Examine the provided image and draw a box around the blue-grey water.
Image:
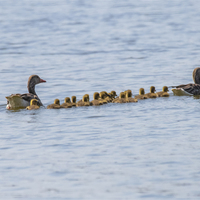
[1,0,200,199]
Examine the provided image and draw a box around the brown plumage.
[91,92,103,106]
[71,96,77,106]
[6,75,46,110]
[47,99,60,109]
[125,90,138,103]
[77,94,91,107]
[61,97,72,108]
[171,67,200,95]
[156,86,169,97]
[113,92,126,103]
[144,86,157,98]
[26,99,40,110]
[135,88,147,99]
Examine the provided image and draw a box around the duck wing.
[171,84,200,95]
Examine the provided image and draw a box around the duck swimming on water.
[156,86,169,97]
[47,99,60,109]
[171,67,200,96]
[6,75,46,110]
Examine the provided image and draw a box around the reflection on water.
[1,0,200,199]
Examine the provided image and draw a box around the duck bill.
[40,78,46,83]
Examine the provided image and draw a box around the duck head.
[28,75,46,95]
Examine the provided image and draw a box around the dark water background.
[1,0,200,199]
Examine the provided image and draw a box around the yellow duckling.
[61,97,72,108]
[26,99,40,110]
[156,86,169,97]
[47,99,60,109]
[109,91,117,100]
[144,86,157,98]
[71,96,77,106]
[113,92,126,103]
[76,94,91,107]
[125,90,138,103]
[99,92,108,104]
[134,88,147,99]
[91,92,103,106]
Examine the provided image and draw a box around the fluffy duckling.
[134,88,147,99]
[76,94,91,107]
[91,92,103,106]
[125,90,138,103]
[61,97,72,108]
[144,86,157,98]
[113,92,126,103]
[99,92,108,104]
[47,99,61,109]
[26,99,40,110]
[71,96,77,106]
[156,86,169,97]
[109,91,117,100]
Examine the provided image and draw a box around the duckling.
[76,94,91,107]
[99,92,108,104]
[26,99,40,110]
[125,90,138,103]
[113,92,126,103]
[91,92,103,106]
[109,90,117,100]
[71,96,77,106]
[60,97,72,108]
[144,86,157,98]
[47,99,60,109]
[156,86,169,97]
[135,88,148,99]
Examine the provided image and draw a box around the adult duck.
[6,75,46,109]
[171,67,200,95]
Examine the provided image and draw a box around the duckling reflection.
[47,99,60,109]
[61,97,72,108]
[26,99,40,110]
[125,90,138,103]
[156,86,169,97]
[91,92,103,106]
[113,92,126,103]
[144,86,157,98]
[135,88,147,99]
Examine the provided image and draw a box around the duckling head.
[54,99,60,105]
[84,94,89,101]
[71,96,76,103]
[64,97,71,103]
[110,91,117,97]
[93,92,100,100]
[99,92,107,99]
[150,86,156,93]
[162,86,169,92]
[119,92,125,99]
[83,95,89,102]
[125,90,132,98]
[139,88,145,95]
[30,99,39,106]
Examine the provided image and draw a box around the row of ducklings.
[26,86,169,110]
